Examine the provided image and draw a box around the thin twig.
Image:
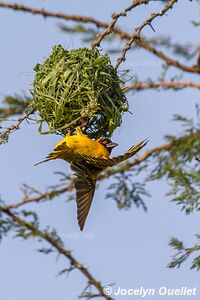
[195,157,200,163]
[123,81,200,92]
[92,0,150,48]
[1,186,73,211]
[0,109,34,141]
[2,208,113,300]
[115,0,178,69]
[0,2,114,28]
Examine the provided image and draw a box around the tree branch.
[0,2,199,73]
[1,208,113,300]
[0,185,73,211]
[123,81,200,92]
[0,2,116,29]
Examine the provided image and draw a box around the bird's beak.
[106,142,118,149]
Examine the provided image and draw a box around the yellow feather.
[54,126,110,161]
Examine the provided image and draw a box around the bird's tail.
[71,163,98,231]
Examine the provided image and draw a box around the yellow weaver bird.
[35,127,148,230]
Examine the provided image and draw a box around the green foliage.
[149,109,200,214]
[38,247,54,254]
[0,95,31,119]
[57,264,76,277]
[59,24,98,43]
[14,210,40,240]
[168,237,200,270]
[146,37,196,60]
[0,211,14,243]
[168,237,192,269]
[168,168,200,214]
[106,173,149,210]
[0,95,32,145]
[0,131,9,145]
[191,21,200,27]
[0,216,14,242]
[30,45,128,138]
[151,110,200,270]
[2,208,64,250]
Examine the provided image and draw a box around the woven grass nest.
[30,45,128,139]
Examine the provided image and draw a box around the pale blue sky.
[1,1,200,299]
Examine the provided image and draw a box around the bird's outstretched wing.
[108,138,148,166]
[71,163,97,230]
[74,139,148,169]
